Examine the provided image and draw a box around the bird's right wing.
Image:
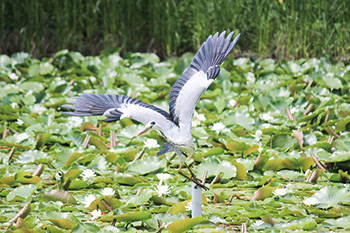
[169,31,240,134]
[62,93,176,133]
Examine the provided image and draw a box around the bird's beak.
[137,121,155,137]
[137,126,151,137]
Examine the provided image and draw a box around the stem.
[191,182,202,218]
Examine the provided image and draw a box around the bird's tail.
[62,93,125,122]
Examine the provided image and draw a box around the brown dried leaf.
[292,130,303,148]
[285,108,296,121]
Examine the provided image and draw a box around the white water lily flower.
[303,197,319,205]
[144,138,159,148]
[91,209,102,220]
[192,114,206,127]
[211,122,229,133]
[192,119,200,127]
[253,130,263,142]
[197,114,206,121]
[260,113,274,121]
[278,88,290,97]
[229,99,237,107]
[156,173,172,184]
[185,201,192,211]
[273,188,290,196]
[246,72,255,83]
[9,72,19,80]
[81,169,96,181]
[101,187,115,196]
[82,194,96,207]
[15,132,30,143]
[155,185,170,196]
[251,220,266,228]
[11,103,18,108]
[28,104,47,114]
[55,172,61,181]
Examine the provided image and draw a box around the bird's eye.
[150,121,156,125]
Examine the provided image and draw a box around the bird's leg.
[178,170,208,190]
[184,162,201,182]
[178,162,208,190]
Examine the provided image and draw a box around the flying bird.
[63,31,240,189]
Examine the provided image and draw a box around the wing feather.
[63,93,176,133]
[169,31,240,132]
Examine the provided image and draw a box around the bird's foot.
[178,170,209,191]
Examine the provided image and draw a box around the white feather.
[118,104,174,133]
[174,71,213,134]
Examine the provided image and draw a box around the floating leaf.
[68,180,89,190]
[303,185,350,208]
[9,202,33,223]
[226,140,259,155]
[7,184,37,201]
[62,152,82,168]
[89,135,108,152]
[280,218,317,230]
[223,112,255,130]
[252,186,275,200]
[126,189,153,206]
[16,150,48,164]
[168,200,191,215]
[115,174,143,186]
[271,134,295,148]
[167,216,202,233]
[315,76,342,89]
[292,130,303,148]
[15,171,42,184]
[260,215,275,226]
[49,218,76,230]
[0,176,16,186]
[89,196,122,212]
[127,156,166,174]
[113,211,152,222]
[196,157,236,179]
[325,216,350,229]
[232,161,247,180]
[41,190,77,204]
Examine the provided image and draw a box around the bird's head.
[137,121,156,137]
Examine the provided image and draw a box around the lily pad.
[128,156,166,174]
[196,157,236,179]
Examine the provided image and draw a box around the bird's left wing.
[63,93,176,133]
[169,31,240,133]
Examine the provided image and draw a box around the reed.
[0,0,349,61]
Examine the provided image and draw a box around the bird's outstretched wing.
[169,31,240,133]
[63,93,176,133]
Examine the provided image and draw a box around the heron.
[63,31,240,190]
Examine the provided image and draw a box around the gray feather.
[63,93,172,122]
[157,142,176,156]
[169,31,240,125]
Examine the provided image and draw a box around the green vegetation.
[1,0,349,61]
[1,49,350,232]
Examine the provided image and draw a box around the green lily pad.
[128,156,166,174]
[167,216,203,233]
[7,184,37,201]
[196,157,236,179]
[112,211,152,222]
[41,190,77,204]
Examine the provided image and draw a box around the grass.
[1,0,350,61]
